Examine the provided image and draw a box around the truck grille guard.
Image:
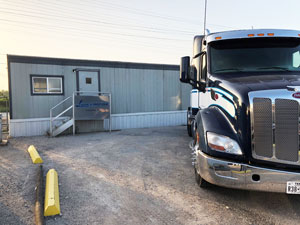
[249,89,300,166]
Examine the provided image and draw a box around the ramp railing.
[50,91,111,137]
[50,96,74,137]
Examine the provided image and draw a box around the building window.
[31,76,63,95]
[86,77,92,84]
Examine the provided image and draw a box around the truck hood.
[213,73,300,92]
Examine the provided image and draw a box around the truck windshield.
[210,38,300,74]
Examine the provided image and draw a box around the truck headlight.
[207,132,242,155]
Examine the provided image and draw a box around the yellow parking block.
[44,169,60,216]
[27,145,43,164]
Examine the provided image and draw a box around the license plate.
[286,181,300,194]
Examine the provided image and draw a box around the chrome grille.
[253,98,273,157]
[274,99,299,161]
[249,89,300,166]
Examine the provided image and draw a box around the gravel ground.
[2,126,300,225]
[0,140,36,225]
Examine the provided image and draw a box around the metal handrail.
[50,96,72,112]
[52,105,73,121]
[50,96,73,136]
[50,91,112,136]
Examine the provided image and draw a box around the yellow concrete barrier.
[44,169,60,216]
[27,145,43,164]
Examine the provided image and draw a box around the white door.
[78,71,100,95]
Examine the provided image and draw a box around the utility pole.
[203,0,207,35]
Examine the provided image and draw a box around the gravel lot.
[0,140,36,225]
[2,126,300,225]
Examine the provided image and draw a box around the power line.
[0,0,239,30]
[54,0,240,29]
[0,26,189,56]
[0,0,196,29]
[0,6,196,35]
[57,0,200,25]
[0,17,191,42]
[0,20,190,51]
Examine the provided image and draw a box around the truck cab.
[180,29,300,193]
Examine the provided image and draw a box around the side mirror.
[180,56,190,83]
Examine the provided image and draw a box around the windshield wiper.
[257,66,293,71]
[214,68,244,73]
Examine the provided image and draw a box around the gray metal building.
[7,55,191,137]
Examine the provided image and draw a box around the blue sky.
[0,0,299,90]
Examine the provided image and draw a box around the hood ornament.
[286,86,300,92]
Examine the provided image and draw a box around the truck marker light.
[215,94,219,100]
[298,34,300,37]
[248,34,255,37]
[207,132,242,155]
[257,33,264,36]
[215,36,222,40]
[267,33,274,36]
[208,143,226,151]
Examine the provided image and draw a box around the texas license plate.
[286,181,300,194]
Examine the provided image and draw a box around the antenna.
[203,0,207,35]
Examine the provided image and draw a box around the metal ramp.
[49,92,111,137]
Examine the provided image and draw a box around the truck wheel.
[187,124,192,137]
[187,111,192,137]
[194,166,209,188]
[191,120,197,139]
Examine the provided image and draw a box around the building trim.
[29,74,65,96]
[7,55,179,71]
[9,111,187,137]
[7,55,13,119]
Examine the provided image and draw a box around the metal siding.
[113,68,127,113]
[130,69,143,113]
[100,67,113,93]
[11,63,66,119]
[11,63,31,119]
[163,70,181,111]
[180,83,192,110]
[10,61,190,120]
[144,69,164,112]
[103,111,187,130]
[10,117,67,137]
[10,110,187,137]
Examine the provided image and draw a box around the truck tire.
[187,125,193,137]
[194,166,209,188]
[187,124,192,137]
[191,120,197,139]
[187,110,192,137]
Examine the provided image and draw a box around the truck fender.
[195,106,243,159]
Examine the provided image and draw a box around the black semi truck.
[180,29,300,193]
